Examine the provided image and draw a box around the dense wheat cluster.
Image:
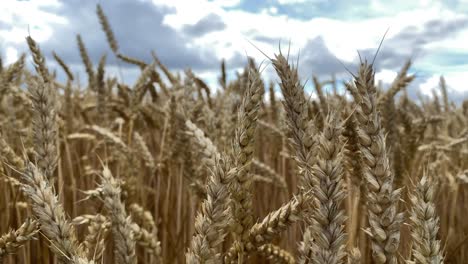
[0,4,467,264]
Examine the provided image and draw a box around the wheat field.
[0,4,467,264]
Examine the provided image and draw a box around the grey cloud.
[292,17,468,102]
[37,0,219,71]
[291,17,468,80]
[244,33,352,77]
[183,13,226,37]
[252,35,281,44]
[358,17,468,70]
[298,36,349,77]
[225,51,253,69]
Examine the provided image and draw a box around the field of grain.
[0,4,467,264]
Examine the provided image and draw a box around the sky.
[0,0,467,102]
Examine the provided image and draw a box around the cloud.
[4,46,18,65]
[28,0,219,72]
[0,21,12,31]
[419,73,468,99]
[182,13,226,37]
[375,69,398,84]
[211,0,242,8]
[408,73,468,104]
[358,16,468,69]
[252,34,281,44]
[0,0,466,103]
[277,0,320,4]
[298,36,348,77]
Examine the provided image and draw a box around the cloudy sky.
[1,0,468,101]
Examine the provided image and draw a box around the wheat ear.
[304,113,347,264]
[26,36,49,82]
[226,67,263,262]
[271,52,316,189]
[20,162,87,263]
[0,219,39,260]
[349,61,403,264]
[187,155,234,264]
[76,35,95,90]
[224,193,311,262]
[258,244,296,264]
[96,4,119,54]
[407,173,444,264]
[347,248,361,264]
[100,166,137,264]
[53,52,74,81]
[73,214,110,261]
[27,75,58,181]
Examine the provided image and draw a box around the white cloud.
[0,0,67,44]
[149,0,468,97]
[196,70,222,90]
[419,71,467,98]
[440,72,468,93]
[1,0,467,100]
[261,6,279,15]
[269,7,279,15]
[375,69,397,84]
[419,75,440,96]
[424,26,468,54]
[215,0,242,7]
[4,46,18,64]
[156,0,466,66]
[277,0,322,4]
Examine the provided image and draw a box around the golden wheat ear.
[186,154,234,264]
[350,61,404,264]
[225,66,264,263]
[303,112,347,264]
[408,172,444,264]
[20,162,88,263]
[99,166,137,264]
[0,219,39,260]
